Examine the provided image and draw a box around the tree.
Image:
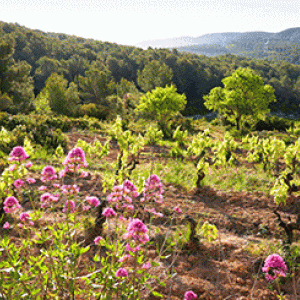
[137,60,173,92]
[136,85,186,136]
[78,66,116,105]
[39,73,80,115]
[203,67,276,130]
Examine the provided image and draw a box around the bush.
[75,103,111,120]
[254,114,294,132]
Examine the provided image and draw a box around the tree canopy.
[204,67,276,129]
[136,85,186,135]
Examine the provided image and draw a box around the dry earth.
[3,130,300,300]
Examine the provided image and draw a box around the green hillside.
[0,21,300,117]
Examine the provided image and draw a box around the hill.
[0,21,300,117]
[138,28,300,65]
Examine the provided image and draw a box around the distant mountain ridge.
[136,28,300,48]
[136,28,300,64]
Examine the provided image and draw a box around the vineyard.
[1,114,300,299]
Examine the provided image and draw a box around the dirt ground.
[3,131,300,300]
[66,131,300,299]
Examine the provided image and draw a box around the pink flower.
[80,171,89,178]
[141,174,164,203]
[184,291,197,300]
[174,206,182,214]
[115,268,128,278]
[262,254,288,281]
[142,262,151,269]
[3,196,21,213]
[14,179,24,188]
[53,183,61,189]
[25,161,33,169]
[59,169,66,178]
[38,186,47,191]
[26,177,36,184]
[18,212,34,227]
[40,192,59,208]
[19,212,30,222]
[86,196,100,207]
[63,200,76,213]
[61,185,80,195]
[94,236,103,245]
[3,222,10,229]
[9,146,29,161]
[145,208,164,217]
[8,164,17,172]
[102,207,117,218]
[41,166,57,182]
[83,205,91,211]
[124,218,149,244]
[63,147,88,172]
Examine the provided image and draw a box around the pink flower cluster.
[9,146,29,162]
[18,212,34,228]
[63,200,76,213]
[262,254,288,281]
[102,207,117,218]
[63,147,88,173]
[124,218,149,244]
[83,196,100,211]
[107,180,139,208]
[40,192,59,208]
[14,179,24,188]
[61,185,80,195]
[3,196,21,214]
[115,267,128,278]
[41,166,57,182]
[184,291,197,300]
[141,174,164,204]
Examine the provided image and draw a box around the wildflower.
[14,179,24,188]
[115,268,128,278]
[94,236,103,245]
[26,177,36,184]
[107,181,139,206]
[145,207,164,217]
[19,212,34,226]
[61,185,80,195]
[3,196,21,213]
[141,174,164,203]
[41,166,57,182]
[25,161,33,169]
[59,169,66,178]
[40,192,59,208]
[184,291,197,300]
[102,207,117,218]
[38,186,47,191]
[8,164,17,172]
[83,205,91,211]
[142,262,151,269]
[9,146,29,161]
[124,218,149,244]
[3,222,10,229]
[262,254,288,281]
[63,147,88,172]
[86,196,100,207]
[63,200,76,213]
[123,180,139,197]
[174,206,182,214]
[80,171,89,178]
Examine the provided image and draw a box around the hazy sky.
[0,0,299,46]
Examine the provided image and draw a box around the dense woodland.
[1,21,300,118]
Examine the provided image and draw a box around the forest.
[0,21,300,119]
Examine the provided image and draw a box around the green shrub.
[254,114,294,132]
